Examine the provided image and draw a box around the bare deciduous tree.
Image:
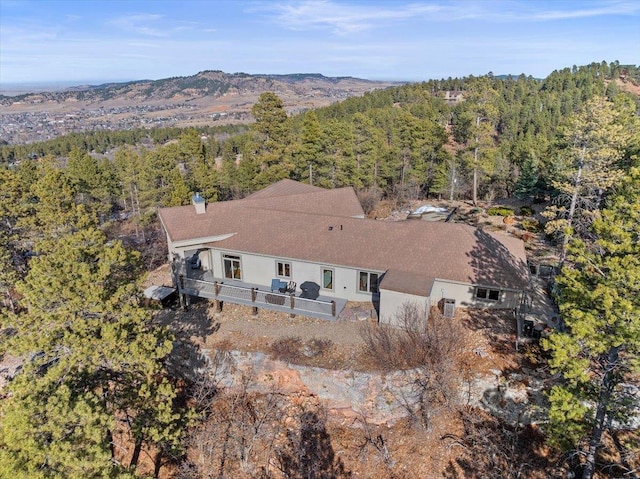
[180,368,284,479]
[356,186,382,216]
[361,303,465,430]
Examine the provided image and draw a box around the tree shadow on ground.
[277,410,352,478]
[153,297,218,382]
[441,407,559,479]
[464,309,517,356]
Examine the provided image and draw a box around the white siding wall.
[379,289,430,327]
[202,248,381,301]
[168,243,522,310]
[430,279,521,309]
[166,237,180,259]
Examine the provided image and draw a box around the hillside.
[0,71,400,144]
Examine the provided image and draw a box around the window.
[358,271,379,293]
[276,261,292,278]
[475,288,500,301]
[321,268,334,290]
[223,254,242,280]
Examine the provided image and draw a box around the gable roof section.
[160,186,364,244]
[244,178,324,199]
[158,181,529,296]
[240,186,364,217]
[381,269,435,297]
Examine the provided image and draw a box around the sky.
[1,0,638,86]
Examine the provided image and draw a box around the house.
[157,179,529,325]
[443,90,465,103]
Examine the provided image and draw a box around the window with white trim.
[358,271,379,293]
[475,288,500,301]
[276,261,292,279]
[223,254,242,280]
[321,268,334,290]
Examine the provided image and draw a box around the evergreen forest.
[0,60,639,478]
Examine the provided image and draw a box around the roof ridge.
[244,204,364,218]
[241,185,355,201]
[243,178,323,199]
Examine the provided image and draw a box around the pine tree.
[297,111,324,185]
[22,156,97,239]
[179,129,219,202]
[543,167,640,479]
[139,144,186,208]
[514,155,540,202]
[351,113,384,189]
[432,153,463,201]
[463,78,500,205]
[543,96,635,260]
[0,226,188,477]
[249,92,294,188]
[0,231,18,312]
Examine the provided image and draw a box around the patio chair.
[271,278,287,292]
[278,281,296,294]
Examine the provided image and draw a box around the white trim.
[276,260,292,279]
[321,267,335,291]
[172,233,236,249]
[357,270,379,294]
[223,253,243,281]
[430,278,525,294]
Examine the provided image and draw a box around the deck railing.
[180,277,337,317]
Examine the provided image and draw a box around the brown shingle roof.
[160,186,364,243]
[158,182,529,296]
[244,178,324,199]
[240,186,364,217]
[382,269,435,297]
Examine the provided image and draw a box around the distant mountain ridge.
[1,70,391,104]
[0,70,400,144]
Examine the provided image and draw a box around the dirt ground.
[149,276,545,478]
[147,262,518,375]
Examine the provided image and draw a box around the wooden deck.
[176,271,346,321]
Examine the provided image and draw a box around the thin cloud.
[0,25,60,46]
[109,14,167,37]
[259,1,448,35]
[260,0,640,34]
[529,1,640,21]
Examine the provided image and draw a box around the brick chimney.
[192,192,206,214]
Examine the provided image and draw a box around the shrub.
[357,187,382,216]
[521,232,535,243]
[360,303,464,371]
[269,336,303,362]
[304,337,333,357]
[521,341,549,368]
[487,207,515,217]
[360,303,466,430]
[521,218,541,232]
[519,205,534,216]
